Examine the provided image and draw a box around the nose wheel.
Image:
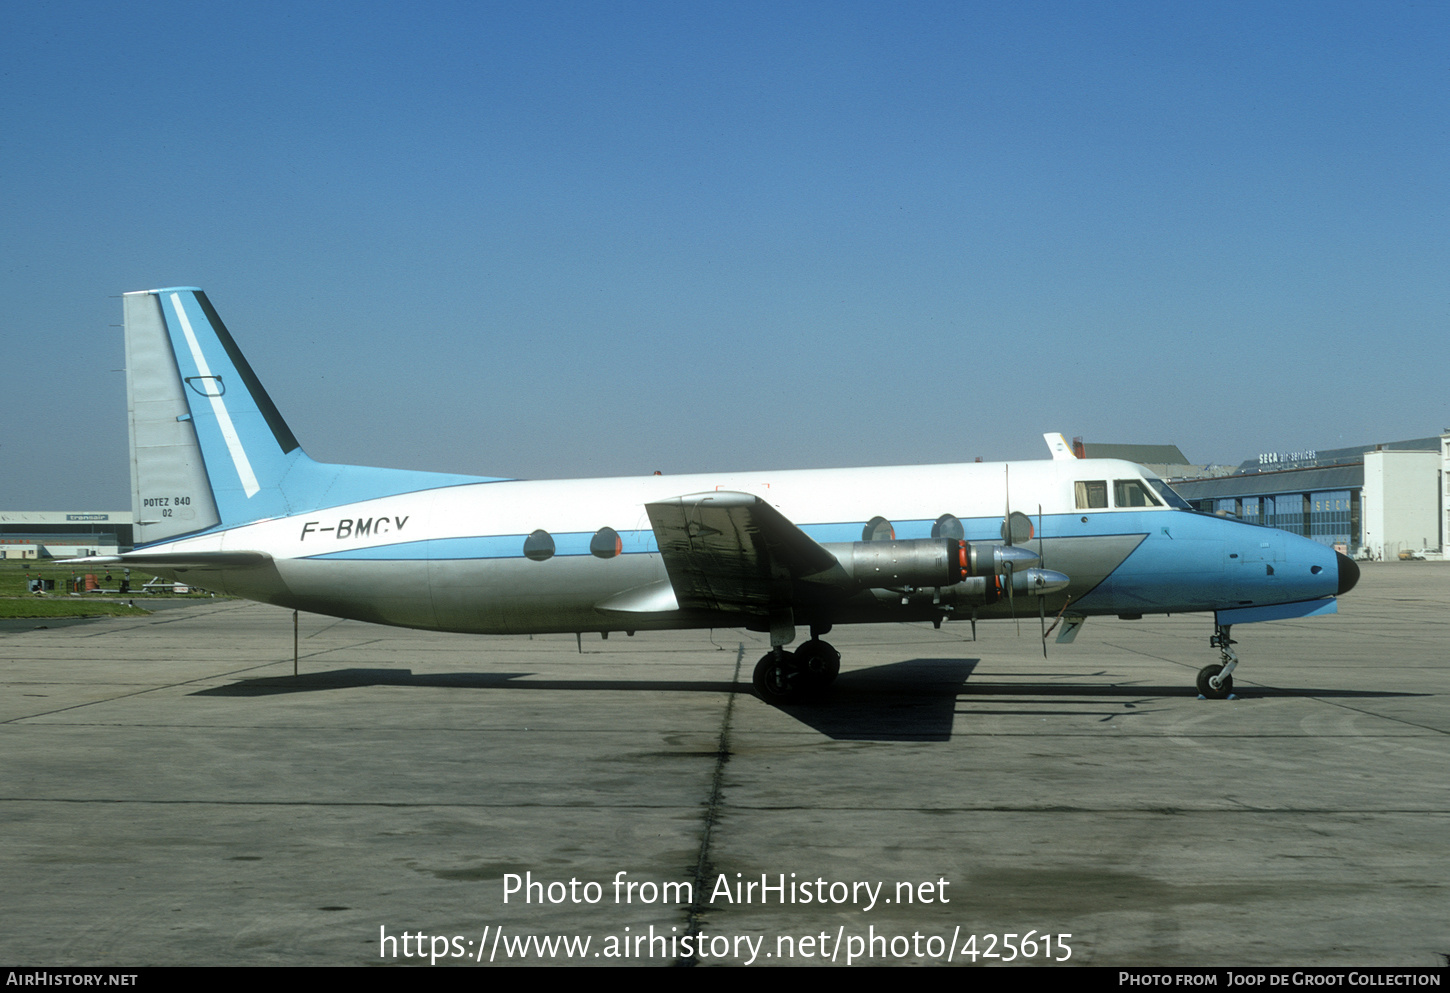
[1196,663,1233,699]
[1199,623,1239,699]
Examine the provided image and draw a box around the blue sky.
[3,1,1446,508]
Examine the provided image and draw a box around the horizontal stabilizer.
[60,551,273,570]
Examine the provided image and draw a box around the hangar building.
[1170,435,1448,560]
[0,511,132,559]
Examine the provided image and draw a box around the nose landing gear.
[1198,623,1239,699]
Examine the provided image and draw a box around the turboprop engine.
[832,539,1069,602]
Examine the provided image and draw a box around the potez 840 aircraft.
[80,288,1359,704]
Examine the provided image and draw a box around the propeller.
[1038,503,1047,657]
[1004,466,1018,634]
[1031,503,1078,656]
[1001,466,1036,634]
[997,466,1067,643]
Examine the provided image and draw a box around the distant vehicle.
[72,288,1357,702]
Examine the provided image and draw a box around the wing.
[643,491,841,615]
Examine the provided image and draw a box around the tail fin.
[124,287,496,546]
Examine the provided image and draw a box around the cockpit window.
[1146,477,1193,510]
[1114,479,1163,508]
[1075,480,1108,509]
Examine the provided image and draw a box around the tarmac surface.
[1,563,1446,967]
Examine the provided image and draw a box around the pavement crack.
[677,641,743,965]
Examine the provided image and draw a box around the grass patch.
[0,560,219,605]
[0,560,133,596]
[0,597,153,619]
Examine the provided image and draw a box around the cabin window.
[1075,480,1108,509]
[863,516,895,542]
[522,529,555,561]
[1001,511,1034,543]
[931,513,964,540]
[1113,479,1163,508]
[590,526,622,559]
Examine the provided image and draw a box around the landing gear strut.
[752,617,840,705]
[752,638,842,705]
[1198,623,1238,699]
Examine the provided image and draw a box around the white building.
[1361,449,1442,561]
[0,511,132,559]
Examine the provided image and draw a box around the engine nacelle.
[837,539,1043,589]
[931,567,1071,607]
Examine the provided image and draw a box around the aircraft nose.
[1336,552,1360,595]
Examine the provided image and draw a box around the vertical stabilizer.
[124,287,498,547]
[125,290,223,544]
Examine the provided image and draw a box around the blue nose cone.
[1336,553,1360,595]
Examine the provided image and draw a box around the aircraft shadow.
[190,669,744,696]
[777,660,1426,740]
[191,662,1423,744]
[772,658,979,741]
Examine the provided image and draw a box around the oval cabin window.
[522,530,556,561]
[863,516,895,542]
[590,526,622,559]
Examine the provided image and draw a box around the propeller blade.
[1038,502,1046,655]
[1005,465,1017,633]
[1003,465,1011,544]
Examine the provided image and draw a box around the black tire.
[796,639,841,686]
[1196,663,1233,699]
[753,651,804,704]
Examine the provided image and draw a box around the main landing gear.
[752,638,841,705]
[1197,623,1239,699]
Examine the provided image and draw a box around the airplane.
[73,287,1359,704]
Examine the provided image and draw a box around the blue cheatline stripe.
[297,511,1177,562]
[304,531,658,561]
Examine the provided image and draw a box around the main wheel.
[1196,663,1233,699]
[796,639,841,687]
[753,651,804,705]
